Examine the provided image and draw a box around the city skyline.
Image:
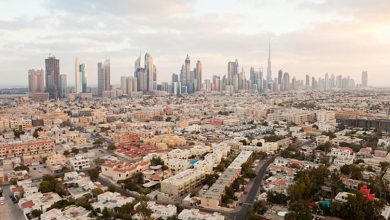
[1,0,390,87]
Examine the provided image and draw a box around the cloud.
[44,0,195,16]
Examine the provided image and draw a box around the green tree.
[33,127,43,138]
[71,147,79,155]
[285,201,312,220]
[91,188,104,196]
[330,192,385,220]
[88,168,100,181]
[108,184,116,192]
[107,144,116,151]
[136,201,153,220]
[266,191,288,205]
[253,200,268,215]
[14,165,29,172]
[30,209,42,218]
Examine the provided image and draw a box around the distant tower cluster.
[178,54,202,94]
[27,42,368,100]
[134,53,157,94]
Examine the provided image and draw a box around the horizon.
[1,0,389,87]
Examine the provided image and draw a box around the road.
[0,185,25,220]
[234,155,276,220]
[234,139,314,220]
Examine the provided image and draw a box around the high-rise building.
[97,62,104,96]
[227,59,239,85]
[59,74,67,98]
[104,59,111,91]
[134,53,156,93]
[361,71,368,88]
[305,75,310,87]
[266,40,272,86]
[45,55,60,99]
[278,70,283,85]
[80,63,87,93]
[212,75,221,91]
[283,72,290,91]
[28,69,45,94]
[172,73,179,84]
[75,57,82,95]
[196,60,202,91]
[97,59,111,96]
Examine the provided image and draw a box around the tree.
[71,147,79,155]
[150,157,165,166]
[88,168,100,181]
[136,201,153,220]
[203,173,218,186]
[108,184,116,192]
[380,162,389,173]
[49,200,75,210]
[239,139,248,145]
[266,191,287,205]
[13,129,25,138]
[285,201,312,220]
[253,200,268,215]
[330,192,385,220]
[75,196,92,210]
[107,144,116,151]
[33,127,43,138]
[133,172,144,184]
[14,165,29,172]
[30,209,42,218]
[93,139,103,146]
[39,180,56,193]
[91,188,104,196]
[102,207,112,219]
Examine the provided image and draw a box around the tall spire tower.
[266,39,272,85]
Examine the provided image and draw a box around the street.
[0,185,25,220]
[234,155,276,220]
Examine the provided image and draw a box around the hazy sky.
[1,0,389,87]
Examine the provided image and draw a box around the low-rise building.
[178,209,224,220]
[160,169,205,198]
[69,155,91,171]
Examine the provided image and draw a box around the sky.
[0,0,389,87]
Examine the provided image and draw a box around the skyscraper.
[283,72,290,91]
[266,40,272,86]
[79,63,87,93]
[134,53,156,93]
[98,59,111,96]
[45,55,60,99]
[104,59,111,91]
[59,74,67,98]
[196,60,202,91]
[227,59,239,85]
[145,53,156,92]
[305,75,310,87]
[172,73,179,84]
[361,71,368,87]
[97,62,104,96]
[75,57,82,95]
[278,70,283,85]
[28,69,45,94]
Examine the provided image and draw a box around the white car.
[0,197,5,205]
